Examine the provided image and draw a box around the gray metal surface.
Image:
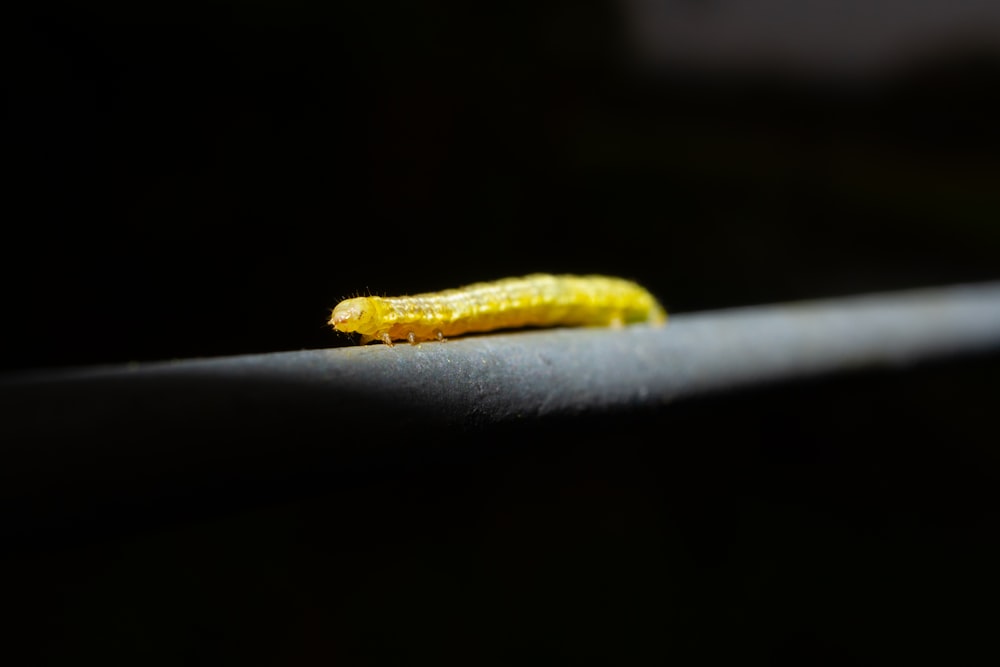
[6,280,1000,427]
[2,281,1000,526]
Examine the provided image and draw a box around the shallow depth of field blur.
[6,1,1000,370]
[6,5,1000,665]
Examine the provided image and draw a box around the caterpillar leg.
[407,331,418,345]
[434,329,446,342]
[381,332,394,347]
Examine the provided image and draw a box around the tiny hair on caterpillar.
[329,273,666,346]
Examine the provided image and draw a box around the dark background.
[4,2,1000,664]
[5,1,999,371]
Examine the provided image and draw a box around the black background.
[5,2,999,371]
[4,2,1000,664]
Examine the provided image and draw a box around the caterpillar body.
[329,273,666,346]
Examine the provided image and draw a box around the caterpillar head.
[329,297,380,335]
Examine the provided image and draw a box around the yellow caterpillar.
[329,273,666,346]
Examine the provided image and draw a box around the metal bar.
[2,282,1000,531]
